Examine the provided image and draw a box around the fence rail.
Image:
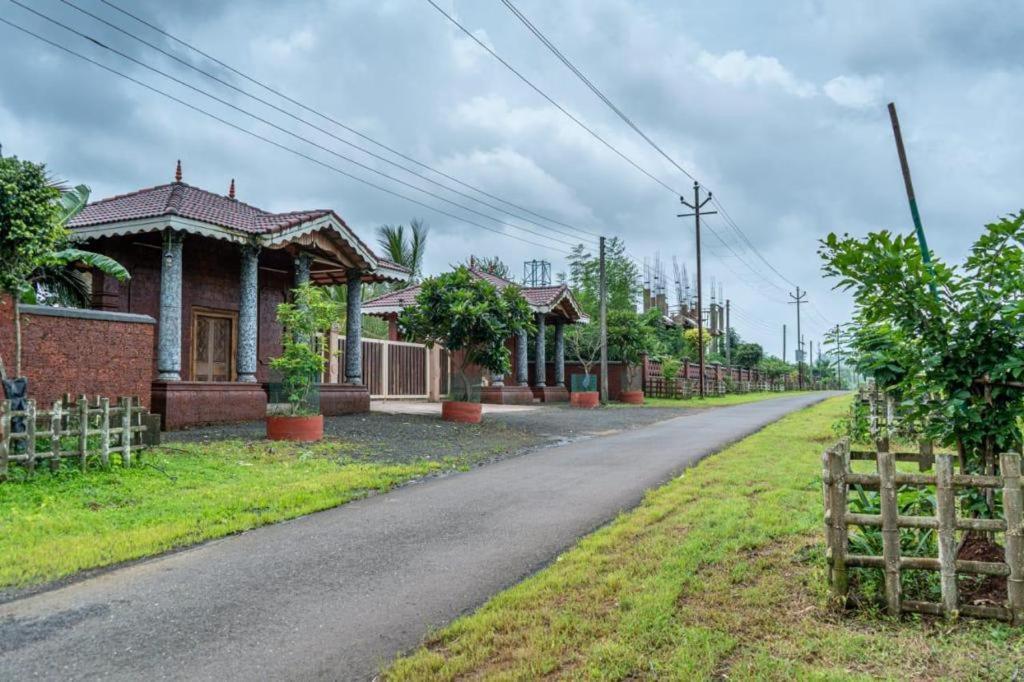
[823,438,1024,623]
[328,336,444,400]
[0,394,157,481]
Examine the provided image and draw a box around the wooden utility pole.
[782,323,786,363]
[887,102,937,295]
[678,182,716,399]
[598,236,608,404]
[789,287,807,389]
[725,299,731,366]
[832,324,843,389]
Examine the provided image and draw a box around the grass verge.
[616,390,814,409]
[384,396,1024,680]
[0,439,456,590]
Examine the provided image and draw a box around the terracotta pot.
[442,400,482,424]
[619,390,645,405]
[570,391,600,409]
[266,414,324,441]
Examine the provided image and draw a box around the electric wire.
[92,0,604,243]
[0,15,570,255]
[8,0,580,251]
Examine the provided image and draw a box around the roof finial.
[228,178,236,199]
[174,159,182,183]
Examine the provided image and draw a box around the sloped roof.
[66,178,410,283]
[363,268,588,322]
[68,182,333,234]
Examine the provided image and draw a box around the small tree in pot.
[566,322,601,408]
[267,283,342,441]
[400,267,533,423]
[607,309,658,403]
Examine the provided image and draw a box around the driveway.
[0,392,841,681]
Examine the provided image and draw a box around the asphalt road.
[0,392,839,681]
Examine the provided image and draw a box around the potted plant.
[608,309,657,404]
[266,283,341,441]
[566,322,601,408]
[400,267,533,423]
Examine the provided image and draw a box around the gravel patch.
[164,405,691,467]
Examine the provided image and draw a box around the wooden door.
[192,310,236,382]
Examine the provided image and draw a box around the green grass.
[616,390,816,408]
[0,439,450,589]
[384,396,1024,681]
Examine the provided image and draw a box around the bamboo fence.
[0,394,158,480]
[823,438,1024,623]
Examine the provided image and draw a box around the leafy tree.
[820,213,1024,482]
[270,283,342,415]
[732,342,764,369]
[400,267,534,401]
[660,356,682,398]
[465,255,511,280]
[565,322,602,390]
[565,238,639,315]
[757,356,792,382]
[376,218,428,281]
[682,327,711,359]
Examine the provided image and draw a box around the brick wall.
[0,294,155,407]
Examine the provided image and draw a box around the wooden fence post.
[25,399,36,474]
[918,440,934,472]
[825,440,849,603]
[99,397,111,469]
[77,394,88,472]
[0,401,9,481]
[1001,452,1024,625]
[50,399,62,472]
[119,396,132,467]
[877,445,902,616]
[935,453,959,618]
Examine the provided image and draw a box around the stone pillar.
[534,313,546,387]
[157,230,184,381]
[237,244,260,382]
[554,321,565,387]
[515,329,529,386]
[294,252,312,287]
[345,269,363,385]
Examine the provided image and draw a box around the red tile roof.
[364,268,584,320]
[67,182,332,234]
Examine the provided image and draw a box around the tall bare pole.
[679,182,716,398]
[599,236,608,404]
[725,298,731,367]
[789,287,807,389]
[783,324,786,363]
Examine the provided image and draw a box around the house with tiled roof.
[66,162,409,428]
[363,266,587,404]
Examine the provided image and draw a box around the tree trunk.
[13,300,21,378]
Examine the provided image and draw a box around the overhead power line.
[8,1,580,252]
[494,0,811,301]
[89,0,603,243]
[0,15,569,255]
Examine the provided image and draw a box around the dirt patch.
[958,533,1008,606]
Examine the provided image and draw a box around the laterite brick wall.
[0,295,155,407]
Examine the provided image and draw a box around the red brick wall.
[87,234,293,382]
[0,294,155,407]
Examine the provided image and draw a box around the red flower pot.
[570,391,600,408]
[442,400,482,423]
[266,414,324,441]
[619,390,645,405]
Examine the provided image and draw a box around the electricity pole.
[789,287,807,389]
[782,324,787,363]
[725,299,731,366]
[888,102,937,297]
[678,181,716,399]
[599,236,608,404]
[832,324,843,389]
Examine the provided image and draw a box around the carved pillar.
[294,252,312,287]
[345,269,363,385]
[156,230,184,381]
[534,313,546,387]
[237,244,260,382]
[554,321,565,387]
[515,329,529,386]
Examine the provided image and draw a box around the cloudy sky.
[2,0,1021,357]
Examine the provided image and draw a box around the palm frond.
[27,265,91,307]
[58,184,90,224]
[49,248,130,281]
